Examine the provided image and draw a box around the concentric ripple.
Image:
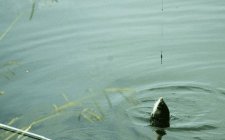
[127,82,225,139]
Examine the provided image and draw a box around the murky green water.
[1,0,225,139]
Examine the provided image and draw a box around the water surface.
[1,0,225,139]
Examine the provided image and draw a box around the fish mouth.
[159,97,164,102]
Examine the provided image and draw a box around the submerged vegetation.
[29,0,36,20]
[0,91,4,96]
[79,108,104,123]
[29,0,59,20]
[0,60,20,80]
[0,1,140,139]
[0,14,22,41]
[0,0,59,41]
[0,87,136,139]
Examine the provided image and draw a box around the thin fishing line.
[160,0,164,64]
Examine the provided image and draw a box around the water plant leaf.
[53,101,79,112]
[93,101,104,117]
[0,91,4,96]
[104,87,135,94]
[0,60,19,69]
[0,117,20,138]
[29,0,36,20]
[62,93,69,102]
[0,69,16,80]
[7,118,20,126]
[1,90,106,139]
[79,108,103,122]
[0,14,22,41]
[119,92,139,105]
[104,92,112,108]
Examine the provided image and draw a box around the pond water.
[1,0,225,140]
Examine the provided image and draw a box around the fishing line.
[160,0,164,64]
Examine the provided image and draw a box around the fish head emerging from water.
[150,97,170,128]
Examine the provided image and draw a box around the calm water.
[1,0,225,139]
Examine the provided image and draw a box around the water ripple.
[126,81,225,138]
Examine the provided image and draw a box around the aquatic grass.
[58,93,104,123]
[0,87,130,139]
[93,101,105,117]
[0,86,136,139]
[0,60,20,80]
[1,99,74,140]
[62,93,69,102]
[0,0,58,39]
[4,118,20,136]
[104,87,138,105]
[79,108,103,123]
[20,136,28,140]
[1,112,59,140]
[0,91,4,96]
[104,87,135,94]
[0,14,22,41]
[0,117,20,138]
[7,118,20,126]
[16,125,33,139]
[1,123,52,140]
[118,92,139,105]
[0,69,16,80]
[28,0,59,21]
[1,60,20,67]
[3,131,17,140]
[53,101,79,112]
[0,69,15,80]
[104,92,113,108]
[29,0,36,20]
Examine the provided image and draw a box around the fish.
[150,97,170,128]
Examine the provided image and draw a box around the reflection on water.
[1,0,225,139]
[155,129,166,140]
